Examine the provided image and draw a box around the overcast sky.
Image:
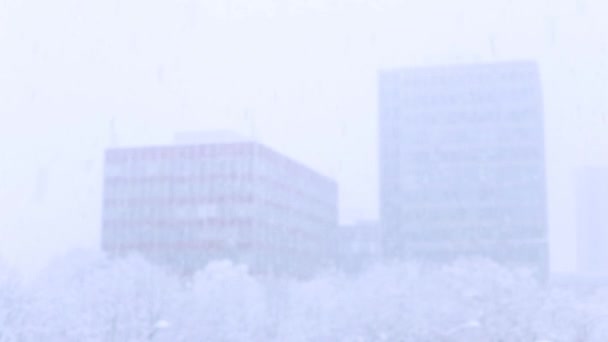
[1,0,607,275]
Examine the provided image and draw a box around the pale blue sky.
[1,0,607,274]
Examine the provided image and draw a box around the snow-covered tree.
[27,251,178,341]
[5,250,608,341]
[0,262,27,342]
[167,260,269,341]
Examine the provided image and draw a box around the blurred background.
[1,0,607,276]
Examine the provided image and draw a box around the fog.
[1,0,608,338]
[1,256,606,341]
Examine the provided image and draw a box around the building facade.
[102,139,338,277]
[576,167,608,275]
[332,221,381,273]
[379,61,548,273]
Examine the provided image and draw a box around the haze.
[1,0,607,276]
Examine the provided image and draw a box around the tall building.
[379,61,548,273]
[102,134,338,277]
[576,167,608,275]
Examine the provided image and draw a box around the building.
[379,61,548,273]
[102,134,338,277]
[576,167,608,275]
[332,220,381,273]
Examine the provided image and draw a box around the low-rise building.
[102,134,338,277]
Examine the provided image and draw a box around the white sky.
[1,0,607,275]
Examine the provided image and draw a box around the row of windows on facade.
[381,87,538,107]
[386,78,538,95]
[383,148,544,167]
[106,149,326,186]
[381,225,523,244]
[381,85,539,103]
[379,78,538,102]
[103,221,324,240]
[381,125,541,147]
[103,201,334,223]
[105,164,250,178]
[388,226,546,244]
[393,156,542,169]
[392,163,543,183]
[379,185,544,204]
[108,142,253,154]
[104,180,252,194]
[390,227,546,244]
[381,104,539,124]
[379,136,542,159]
[103,180,336,210]
[105,180,336,205]
[393,146,543,164]
[382,66,536,85]
[395,205,545,223]
[395,171,544,189]
[386,187,545,205]
[104,230,323,255]
[104,234,319,252]
[392,124,541,145]
[103,190,336,219]
[106,237,324,257]
[104,208,336,230]
[104,166,333,199]
[104,157,253,176]
[382,203,545,224]
[102,185,334,216]
[394,244,546,265]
